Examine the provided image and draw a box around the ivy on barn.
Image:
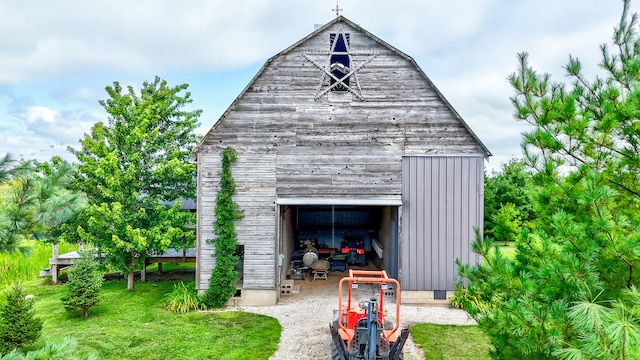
[202,147,244,308]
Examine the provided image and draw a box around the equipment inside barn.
[330,269,408,360]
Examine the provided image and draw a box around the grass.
[0,241,76,286]
[497,243,516,259]
[14,280,280,359]
[411,324,492,360]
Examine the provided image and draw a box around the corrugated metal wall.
[401,156,483,291]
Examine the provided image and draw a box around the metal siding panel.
[402,155,484,291]
[430,158,439,290]
[460,158,470,266]
[451,157,461,287]
[415,157,423,290]
[434,158,447,290]
[423,157,432,289]
[446,158,454,288]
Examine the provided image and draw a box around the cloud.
[0,0,635,169]
[26,106,59,123]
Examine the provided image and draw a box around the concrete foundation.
[400,290,455,306]
[233,289,278,306]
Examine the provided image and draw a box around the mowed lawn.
[2,276,492,359]
[412,323,492,360]
[13,280,280,360]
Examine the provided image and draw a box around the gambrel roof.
[192,15,491,158]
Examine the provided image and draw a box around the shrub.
[0,336,96,360]
[0,282,43,353]
[61,250,103,318]
[164,281,205,314]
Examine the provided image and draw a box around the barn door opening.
[278,202,400,282]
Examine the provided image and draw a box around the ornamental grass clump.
[164,281,205,314]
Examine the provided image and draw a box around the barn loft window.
[329,33,350,91]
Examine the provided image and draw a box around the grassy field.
[412,323,492,360]
[497,243,516,258]
[0,241,76,286]
[1,245,491,359]
[16,280,280,359]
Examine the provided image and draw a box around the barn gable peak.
[191,15,491,158]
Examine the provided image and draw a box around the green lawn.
[3,275,493,359]
[17,280,280,360]
[411,323,492,360]
[497,244,516,259]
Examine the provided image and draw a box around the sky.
[0,0,631,172]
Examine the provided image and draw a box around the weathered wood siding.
[400,156,483,291]
[195,19,487,292]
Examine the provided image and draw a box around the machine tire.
[331,339,345,360]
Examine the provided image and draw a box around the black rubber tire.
[331,339,345,360]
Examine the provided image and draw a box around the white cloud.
[0,0,635,168]
[26,106,59,123]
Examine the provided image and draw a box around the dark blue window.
[329,33,350,91]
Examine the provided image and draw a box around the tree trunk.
[127,271,135,291]
[83,307,88,318]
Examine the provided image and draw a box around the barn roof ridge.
[191,15,491,158]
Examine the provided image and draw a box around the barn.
[191,16,490,306]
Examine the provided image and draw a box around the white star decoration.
[301,25,377,100]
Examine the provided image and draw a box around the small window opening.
[234,245,244,282]
[329,33,350,91]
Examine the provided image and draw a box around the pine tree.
[0,336,97,360]
[457,1,640,358]
[62,250,103,318]
[0,283,43,353]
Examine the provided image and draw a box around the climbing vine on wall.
[202,147,244,308]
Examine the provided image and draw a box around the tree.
[62,250,103,318]
[457,1,640,358]
[201,147,243,308]
[0,155,84,255]
[0,283,43,353]
[70,77,200,291]
[484,158,535,237]
[490,203,520,246]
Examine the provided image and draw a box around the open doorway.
[279,204,399,285]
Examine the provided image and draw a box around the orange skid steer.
[330,270,409,360]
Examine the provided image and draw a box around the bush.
[61,250,103,318]
[0,336,96,360]
[164,281,205,314]
[0,283,43,353]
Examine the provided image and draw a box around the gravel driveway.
[235,272,476,360]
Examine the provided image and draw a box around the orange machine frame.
[336,269,401,349]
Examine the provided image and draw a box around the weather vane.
[332,0,342,17]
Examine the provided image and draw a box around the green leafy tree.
[491,202,520,245]
[202,147,243,308]
[484,158,535,236]
[61,250,103,318]
[0,283,43,353]
[70,77,200,291]
[457,2,640,359]
[0,155,84,255]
